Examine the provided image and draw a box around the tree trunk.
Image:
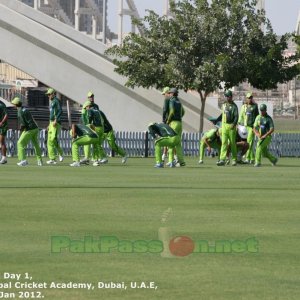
[199,91,206,133]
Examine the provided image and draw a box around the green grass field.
[1,157,300,300]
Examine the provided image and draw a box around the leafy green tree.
[106,0,299,132]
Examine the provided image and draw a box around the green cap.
[11,97,22,105]
[161,87,170,95]
[87,91,94,98]
[83,101,92,109]
[45,88,55,95]
[224,90,233,97]
[260,104,267,111]
[246,92,253,98]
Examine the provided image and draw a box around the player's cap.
[11,97,22,105]
[87,91,94,98]
[45,88,55,95]
[238,125,248,139]
[260,104,267,111]
[224,90,233,97]
[169,88,178,94]
[161,87,170,95]
[83,101,92,109]
[246,92,253,98]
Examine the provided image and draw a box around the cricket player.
[253,104,278,167]
[217,90,239,166]
[0,99,8,164]
[148,122,184,168]
[161,86,170,162]
[11,97,42,166]
[46,88,64,164]
[238,92,259,164]
[97,110,127,164]
[70,124,99,167]
[166,88,185,166]
[198,127,221,164]
[226,125,249,164]
[84,101,105,166]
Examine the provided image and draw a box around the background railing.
[4,130,300,158]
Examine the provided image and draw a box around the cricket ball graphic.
[169,236,195,257]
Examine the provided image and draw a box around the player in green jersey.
[253,104,278,167]
[11,97,42,167]
[69,124,99,167]
[148,122,184,168]
[45,88,64,165]
[0,99,8,164]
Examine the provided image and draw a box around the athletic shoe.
[254,163,261,167]
[121,156,128,164]
[217,160,225,166]
[168,161,175,168]
[232,160,237,166]
[225,159,230,165]
[99,158,108,164]
[93,161,100,166]
[154,163,164,168]
[271,158,278,166]
[47,160,57,165]
[243,160,250,164]
[59,155,64,162]
[70,162,80,167]
[0,157,7,164]
[198,160,204,164]
[37,160,43,166]
[175,162,186,167]
[80,158,89,165]
[17,160,28,167]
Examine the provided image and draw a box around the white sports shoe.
[93,160,100,166]
[198,160,204,164]
[59,155,64,162]
[46,160,57,165]
[99,158,108,164]
[17,160,28,167]
[37,160,43,166]
[70,162,80,167]
[121,156,128,164]
[0,157,7,164]
[80,157,89,165]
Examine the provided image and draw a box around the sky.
[107,0,300,36]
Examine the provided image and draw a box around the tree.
[106,0,300,132]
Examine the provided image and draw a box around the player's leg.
[106,130,126,157]
[17,131,31,162]
[0,130,7,163]
[30,128,42,163]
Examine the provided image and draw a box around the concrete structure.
[0,0,219,132]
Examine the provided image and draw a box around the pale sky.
[108,0,300,36]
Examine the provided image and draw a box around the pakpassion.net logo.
[51,236,258,256]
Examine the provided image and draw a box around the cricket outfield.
[0,157,300,300]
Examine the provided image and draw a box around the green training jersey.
[88,108,103,127]
[17,107,38,131]
[99,111,113,133]
[167,96,184,123]
[148,123,177,138]
[221,101,238,125]
[254,114,274,136]
[50,97,62,124]
[81,108,89,125]
[74,124,98,138]
[245,103,259,127]
[162,98,170,123]
[202,129,219,143]
[0,100,8,127]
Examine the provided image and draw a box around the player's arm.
[167,102,174,124]
[0,107,8,126]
